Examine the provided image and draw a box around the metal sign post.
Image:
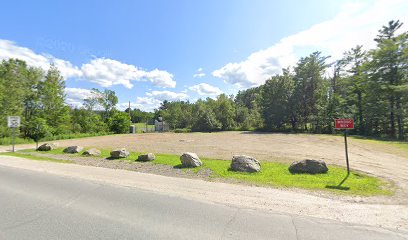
[344,130,350,175]
[12,127,15,152]
[335,118,354,175]
[7,116,21,152]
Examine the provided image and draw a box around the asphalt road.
[0,165,405,240]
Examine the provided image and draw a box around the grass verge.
[0,133,113,146]
[0,152,73,163]
[21,147,392,196]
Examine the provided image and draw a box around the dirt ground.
[3,131,408,202]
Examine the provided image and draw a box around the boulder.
[37,143,57,151]
[63,146,83,154]
[230,155,261,173]
[288,159,328,174]
[110,148,130,158]
[82,148,101,157]
[137,153,156,162]
[180,152,202,167]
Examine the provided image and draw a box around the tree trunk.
[290,115,297,130]
[396,96,405,140]
[357,92,364,134]
[390,97,396,138]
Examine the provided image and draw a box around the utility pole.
[128,101,131,122]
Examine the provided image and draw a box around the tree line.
[156,20,408,139]
[0,61,130,143]
[0,20,406,142]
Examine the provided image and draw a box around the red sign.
[335,119,354,129]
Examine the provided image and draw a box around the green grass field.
[20,147,392,196]
[133,123,155,133]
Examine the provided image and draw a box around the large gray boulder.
[289,159,328,174]
[180,152,202,167]
[138,153,156,162]
[37,143,57,151]
[82,148,101,157]
[110,148,130,158]
[231,155,261,173]
[63,146,83,154]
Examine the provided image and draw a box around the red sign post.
[335,119,354,176]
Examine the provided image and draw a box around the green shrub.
[174,128,191,133]
[108,111,131,134]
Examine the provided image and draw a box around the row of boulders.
[37,143,156,161]
[179,153,261,173]
[231,155,260,173]
[37,143,102,156]
[37,143,58,151]
[63,145,83,154]
[83,148,101,156]
[180,152,202,167]
[138,153,156,162]
[289,159,328,174]
[109,148,129,158]
[37,143,328,174]
[180,152,328,174]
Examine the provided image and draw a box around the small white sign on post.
[7,116,20,152]
[7,116,20,128]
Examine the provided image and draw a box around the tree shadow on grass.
[325,172,350,191]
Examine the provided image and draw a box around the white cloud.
[193,67,206,78]
[52,58,83,79]
[134,97,162,112]
[213,0,408,88]
[142,68,176,88]
[80,58,176,89]
[117,101,146,111]
[65,88,190,112]
[64,87,93,108]
[189,83,223,96]
[131,90,189,112]
[146,90,188,101]
[0,40,176,89]
[0,40,82,79]
[193,72,205,78]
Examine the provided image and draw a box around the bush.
[108,111,130,134]
[24,117,51,143]
[173,128,191,133]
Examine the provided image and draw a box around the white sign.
[7,116,20,128]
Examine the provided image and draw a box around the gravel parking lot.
[2,131,408,203]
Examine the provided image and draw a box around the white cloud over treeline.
[212,0,408,88]
[0,40,176,89]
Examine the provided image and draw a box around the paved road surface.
[0,165,405,240]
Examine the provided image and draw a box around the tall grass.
[0,137,34,145]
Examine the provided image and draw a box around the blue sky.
[1,0,407,111]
